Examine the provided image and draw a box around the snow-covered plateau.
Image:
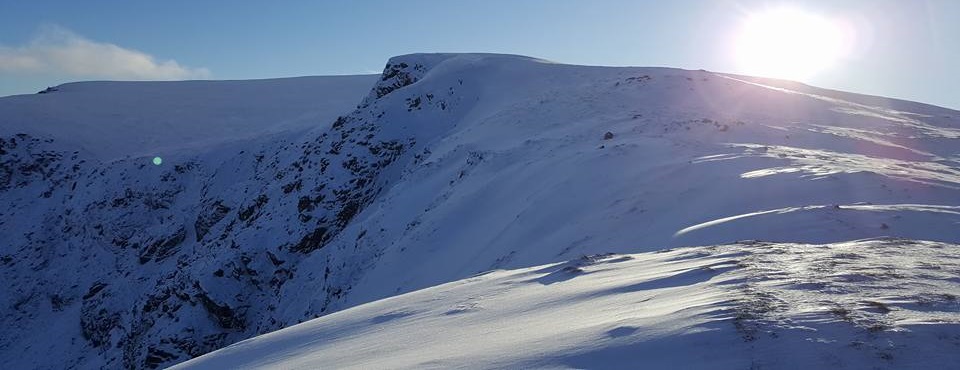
[1,53,958,369]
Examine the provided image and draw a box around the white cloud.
[0,25,210,80]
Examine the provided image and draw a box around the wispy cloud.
[0,25,209,80]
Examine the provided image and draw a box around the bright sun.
[735,7,852,81]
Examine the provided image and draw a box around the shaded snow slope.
[176,239,960,370]
[1,53,958,368]
[0,75,377,160]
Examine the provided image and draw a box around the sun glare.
[735,7,852,81]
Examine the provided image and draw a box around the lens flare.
[734,7,853,80]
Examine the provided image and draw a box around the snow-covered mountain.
[1,53,958,369]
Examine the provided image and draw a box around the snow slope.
[0,75,377,160]
[1,53,958,368]
[310,53,960,310]
[175,239,960,370]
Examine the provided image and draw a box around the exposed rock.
[195,201,231,241]
[194,285,245,330]
[139,226,187,264]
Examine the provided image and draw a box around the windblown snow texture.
[175,239,960,370]
[1,53,958,369]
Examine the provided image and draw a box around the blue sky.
[1,0,958,109]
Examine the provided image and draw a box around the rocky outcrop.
[375,61,425,99]
[139,226,187,264]
[194,201,231,242]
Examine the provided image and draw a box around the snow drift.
[175,239,960,369]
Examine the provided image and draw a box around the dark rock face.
[0,55,456,369]
[194,285,245,330]
[376,62,425,99]
[144,348,177,368]
[290,226,330,254]
[0,133,79,193]
[139,227,187,264]
[80,305,121,348]
[195,201,231,242]
[237,194,269,222]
